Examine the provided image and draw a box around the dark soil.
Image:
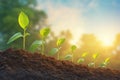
[0,48,120,80]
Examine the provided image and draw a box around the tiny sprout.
[7,11,29,49]
[88,53,99,67]
[29,27,50,54]
[49,38,65,60]
[77,52,87,64]
[100,57,110,68]
[64,45,77,62]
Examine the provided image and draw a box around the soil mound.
[0,48,120,80]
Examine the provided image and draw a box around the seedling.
[100,57,110,68]
[64,45,77,62]
[7,11,29,49]
[29,27,50,54]
[77,52,87,64]
[88,53,99,67]
[49,38,65,60]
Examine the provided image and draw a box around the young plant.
[7,11,29,49]
[77,52,87,64]
[64,45,77,62]
[49,38,65,60]
[88,53,99,67]
[100,57,110,68]
[29,27,50,54]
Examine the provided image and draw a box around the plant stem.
[72,53,73,62]
[57,52,59,60]
[41,39,45,55]
[23,29,26,49]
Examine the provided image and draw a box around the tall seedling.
[49,38,65,60]
[7,11,29,49]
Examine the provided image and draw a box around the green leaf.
[29,40,43,52]
[57,38,65,47]
[18,11,29,30]
[81,52,87,57]
[71,45,77,52]
[92,53,99,59]
[77,58,84,63]
[64,54,72,60]
[49,48,59,55]
[40,27,50,38]
[7,32,23,44]
[25,32,30,37]
[88,62,95,67]
[104,57,110,63]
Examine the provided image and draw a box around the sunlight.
[69,39,78,45]
[100,37,113,46]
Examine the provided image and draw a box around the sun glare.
[100,37,113,46]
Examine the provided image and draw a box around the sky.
[36,0,120,45]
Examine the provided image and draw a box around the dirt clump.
[0,48,120,80]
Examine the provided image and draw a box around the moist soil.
[0,48,120,80]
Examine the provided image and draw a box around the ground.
[0,48,120,80]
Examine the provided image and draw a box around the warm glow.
[99,37,113,46]
[69,39,78,45]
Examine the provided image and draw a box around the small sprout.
[71,45,77,62]
[39,27,50,55]
[64,54,72,60]
[7,11,29,49]
[77,52,87,64]
[49,38,65,60]
[100,57,110,68]
[88,53,99,67]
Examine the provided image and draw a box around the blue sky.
[36,0,120,45]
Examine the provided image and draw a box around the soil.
[0,48,120,80]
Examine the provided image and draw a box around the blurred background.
[0,0,120,70]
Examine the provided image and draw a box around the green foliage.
[77,52,87,64]
[64,54,72,60]
[71,45,77,52]
[40,27,50,39]
[7,32,23,44]
[29,40,43,52]
[57,38,65,47]
[92,53,99,60]
[100,57,110,67]
[7,11,29,49]
[18,11,29,30]
[49,48,59,55]
[39,27,50,55]
[77,58,84,63]
[88,53,99,67]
